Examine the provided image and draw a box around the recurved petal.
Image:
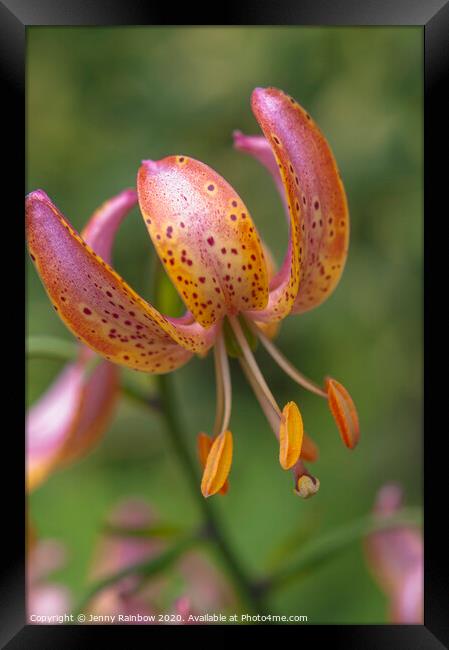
[251,240,281,340]
[244,87,349,322]
[26,191,216,372]
[137,157,269,328]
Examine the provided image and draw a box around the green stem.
[156,373,267,615]
[27,335,79,362]
[75,533,197,616]
[264,507,422,592]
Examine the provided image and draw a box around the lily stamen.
[198,332,234,497]
[246,321,327,399]
[247,320,360,450]
[228,315,305,474]
[214,331,232,436]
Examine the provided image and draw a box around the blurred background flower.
[27,536,71,622]
[27,26,422,622]
[364,484,423,624]
[86,498,234,622]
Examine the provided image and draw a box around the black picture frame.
[4,0,447,646]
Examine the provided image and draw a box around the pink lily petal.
[27,359,87,491]
[241,87,349,324]
[80,188,138,265]
[88,499,166,618]
[233,131,287,214]
[27,538,71,623]
[27,190,142,489]
[26,190,216,371]
[137,157,269,327]
[28,585,71,623]
[365,484,423,624]
[88,498,234,620]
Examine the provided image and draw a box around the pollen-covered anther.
[326,377,360,450]
[295,474,320,499]
[200,430,233,498]
[279,401,303,470]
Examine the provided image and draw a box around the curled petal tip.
[295,474,320,499]
[140,159,159,172]
[279,401,303,470]
[26,189,50,203]
[326,377,360,450]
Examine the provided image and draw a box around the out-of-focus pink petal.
[28,585,71,623]
[27,360,86,491]
[91,499,164,581]
[138,157,269,327]
[56,352,119,465]
[365,484,423,624]
[28,539,67,583]
[178,551,235,613]
[87,498,235,621]
[390,564,423,624]
[27,538,71,624]
[88,499,166,617]
[26,190,214,370]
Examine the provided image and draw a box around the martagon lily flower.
[26,86,360,498]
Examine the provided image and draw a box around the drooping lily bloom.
[26,190,138,491]
[26,87,360,498]
[87,499,234,622]
[27,533,71,623]
[364,484,423,624]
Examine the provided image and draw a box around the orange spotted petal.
[200,430,233,498]
[26,190,217,372]
[243,87,349,322]
[279,401,304,469]
[252,240,281,340]
[326,377,360,449]
[197,432,229,495]
[137,157,269,328]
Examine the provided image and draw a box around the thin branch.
[262,507,423,592]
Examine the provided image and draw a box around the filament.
[228,315,280,414]
[213,330,232,435]
[246,320,327,399]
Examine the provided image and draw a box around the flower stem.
[261,507,423,593]
[156,372,268,615]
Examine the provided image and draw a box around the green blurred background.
[26,27,423,623]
